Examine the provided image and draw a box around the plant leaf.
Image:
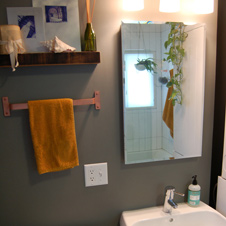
[166,81,173,88]
[171,89,178,99]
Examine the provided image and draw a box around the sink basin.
[120,202,226,226]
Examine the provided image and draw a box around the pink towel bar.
[2,91,100,117]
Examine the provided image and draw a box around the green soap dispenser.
[188,175,201,207]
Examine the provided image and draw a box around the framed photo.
[7,7,46,52]
[32,0,81,51]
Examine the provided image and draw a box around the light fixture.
[160,0,214,14]
[159,0,180,13]
[180,0,195,14]
[193,0,214,14]
[122,0,144,11]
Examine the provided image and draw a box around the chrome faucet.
[163,186,185,214]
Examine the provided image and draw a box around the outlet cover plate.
[84,162,108,187]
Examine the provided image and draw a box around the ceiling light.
[122,0,144,11]
[159,0,180,13]
[193,0,214,14]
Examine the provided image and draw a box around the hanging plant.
[135,57,157,74]
[135,22,157,75]
[164,22,188,106]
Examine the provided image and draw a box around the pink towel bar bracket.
[2,91,101,117]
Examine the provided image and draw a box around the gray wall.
[0,0,218,225]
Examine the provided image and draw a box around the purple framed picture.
[7,7,46,52]
[32,0,81,51]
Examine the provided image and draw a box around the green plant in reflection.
[135,57,157,74]
[164,22,188,106]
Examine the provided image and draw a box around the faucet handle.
[174,191,185,197]
[165,186,185,196]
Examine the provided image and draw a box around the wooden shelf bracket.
[2,91,101,117]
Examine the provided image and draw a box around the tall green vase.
[84,23,96,51]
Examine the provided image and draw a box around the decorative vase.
[84,23,96,51]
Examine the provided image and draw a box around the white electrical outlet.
[84,162,108,187]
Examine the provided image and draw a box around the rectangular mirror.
[121,21,206,164]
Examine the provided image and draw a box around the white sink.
[120,202,226,226]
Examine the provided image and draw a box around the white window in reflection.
[124,52,155,108]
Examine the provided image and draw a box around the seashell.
[41,39,54,51]
[41,36,76,53]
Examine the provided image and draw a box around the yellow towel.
[28,98,79,174]
[162,69,174,138]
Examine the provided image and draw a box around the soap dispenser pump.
[188,175,201,207]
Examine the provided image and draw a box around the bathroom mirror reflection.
[121,21,206,164]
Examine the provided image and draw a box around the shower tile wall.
[123,24,164,157]
[125,108,162,153]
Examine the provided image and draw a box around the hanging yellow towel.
[28,98,79,174]
[162,69,174,138]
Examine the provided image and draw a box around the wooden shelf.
[0,51,100,67]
